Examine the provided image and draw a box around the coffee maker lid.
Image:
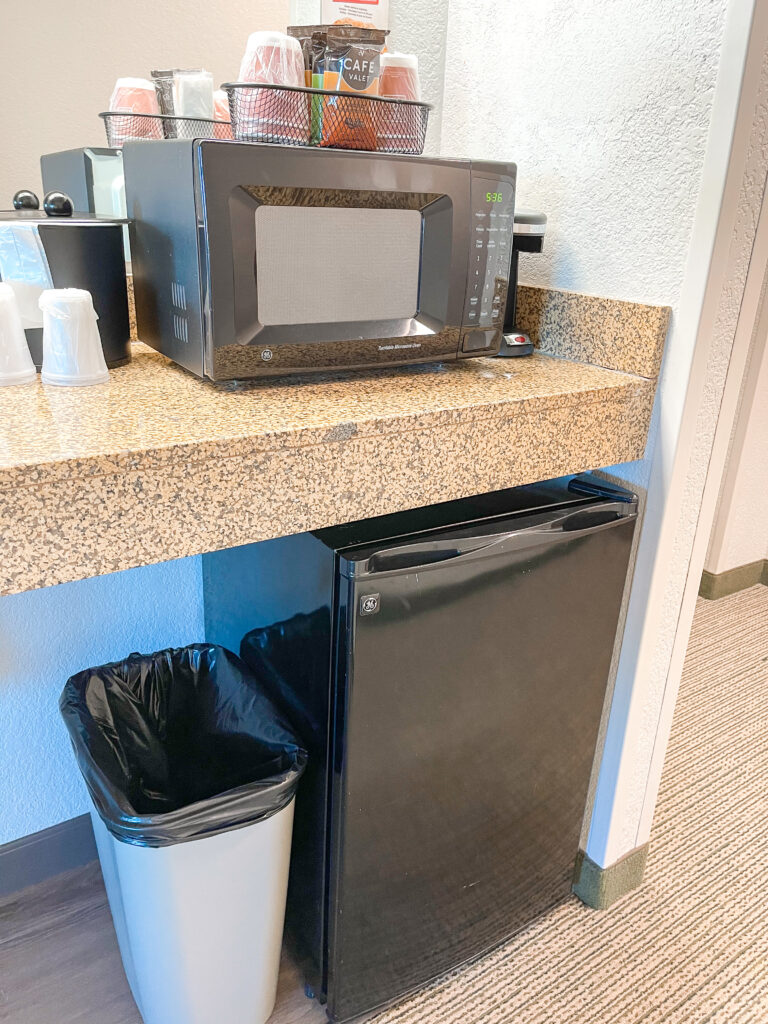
[0,210,126,226]
[2,188,126,226]
[513,210,547,236]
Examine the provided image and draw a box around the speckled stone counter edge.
[516,285,671,378]
[0,377,654,595]
[0,365,648,491]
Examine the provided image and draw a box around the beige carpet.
[370,586,768,1024]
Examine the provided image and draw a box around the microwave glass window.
[254,207,422,327]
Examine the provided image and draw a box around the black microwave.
[123,140,516,380]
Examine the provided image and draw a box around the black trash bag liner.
[240,609,330,757]
[60,644,307,848]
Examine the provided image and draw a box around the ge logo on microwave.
[360,594,380,616]
[261,348,273,362]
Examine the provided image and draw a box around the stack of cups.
[213,89,234,139]
[172,70,215,119]
[377,53,423,153]
[109,77,163,145]
[237,32,308,144]
[0,283,36,386]
[39,289,109,387]
[379,53,422,101]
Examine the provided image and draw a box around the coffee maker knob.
[12,190,40,210]
[43,191,74,217]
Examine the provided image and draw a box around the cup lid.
[113,77,156,90]
[39,287,96,310]
[174,69,213,80]
[42,368,109,387]
[0,367,36,386]
[244,30,301,51]
[380,52,419,70]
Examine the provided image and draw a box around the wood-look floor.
[0,860,327,1024]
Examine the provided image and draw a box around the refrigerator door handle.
[349,501,637,577]
[568,474,638,503]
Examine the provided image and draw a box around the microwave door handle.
[353,502,637,577]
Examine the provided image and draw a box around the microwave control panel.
[463,175,515,331]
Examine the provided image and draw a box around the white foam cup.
[0,282,36,386]
[39,288,109,386]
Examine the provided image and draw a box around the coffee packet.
[287,25,327,86]
[322,26,387,95]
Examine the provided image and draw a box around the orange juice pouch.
[321,27,387,149]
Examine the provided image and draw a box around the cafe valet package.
[290,0,389,29]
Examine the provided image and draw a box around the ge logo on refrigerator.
[360,594,380,616]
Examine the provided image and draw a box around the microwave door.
[227,188,458,376]
[197,143,477,379]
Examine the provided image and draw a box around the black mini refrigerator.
[204,475,637,1022]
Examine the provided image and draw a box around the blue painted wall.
[0,556,204,845]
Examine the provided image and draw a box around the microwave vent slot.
[173,313,189,344]
[171,281,187,310]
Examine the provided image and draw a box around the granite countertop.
[0,287,670,596]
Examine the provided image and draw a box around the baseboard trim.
[699,559,768,600]
[0,814,97,898]
[572,843,649,910]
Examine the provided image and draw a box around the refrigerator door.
[326,500,636,1021]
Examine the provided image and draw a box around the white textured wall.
[388,0,448,156]
[0,558,204,845]
[0,0,288,201]
[439,0,726,304]
[438,0,728,496]
[432,0,765,868]
[706,313,768,572]
[589,3,768,862]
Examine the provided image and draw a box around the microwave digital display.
[254,206,422,327]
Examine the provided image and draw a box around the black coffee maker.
[498,210,546,357]
[0,190,131,369]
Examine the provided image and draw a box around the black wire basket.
[100,112,233,148]
[221,83,431,154]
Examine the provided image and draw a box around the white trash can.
[60,645,307,1024]
[90,800,295,1024]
